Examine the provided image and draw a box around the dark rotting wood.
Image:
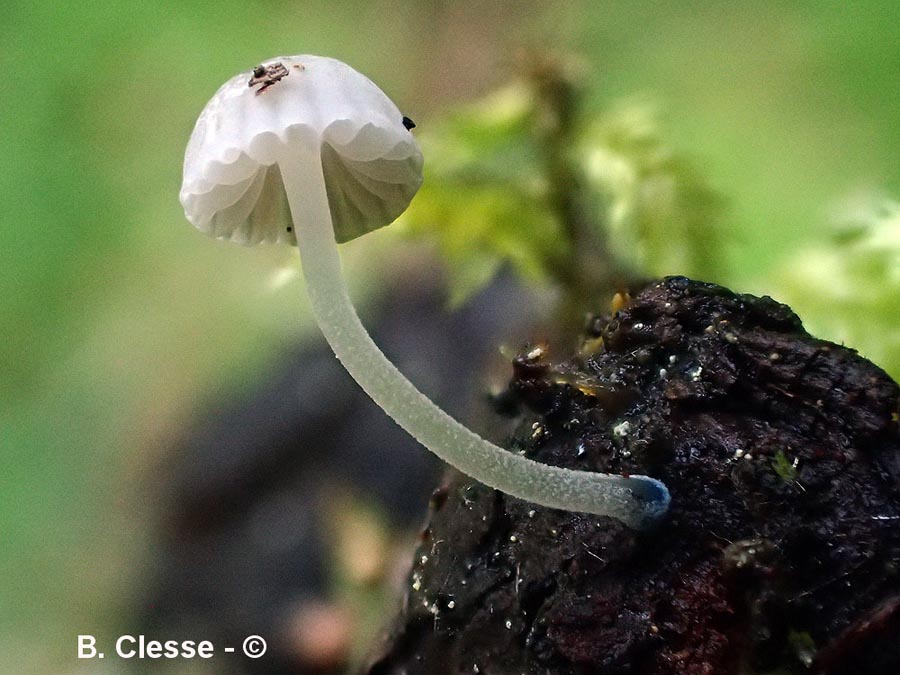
[365,276,900,675]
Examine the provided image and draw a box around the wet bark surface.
[365,276,900,675]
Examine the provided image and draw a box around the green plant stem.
[527,57,638,322]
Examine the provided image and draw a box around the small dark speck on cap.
[402,116,416,130]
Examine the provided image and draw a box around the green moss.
[771,450,799,484]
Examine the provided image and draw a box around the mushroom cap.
[180,55,423,245]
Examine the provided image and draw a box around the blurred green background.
[1,1,898,672]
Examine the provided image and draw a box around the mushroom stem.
[279,151,670,530]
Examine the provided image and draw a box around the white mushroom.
[179,55,670,529]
